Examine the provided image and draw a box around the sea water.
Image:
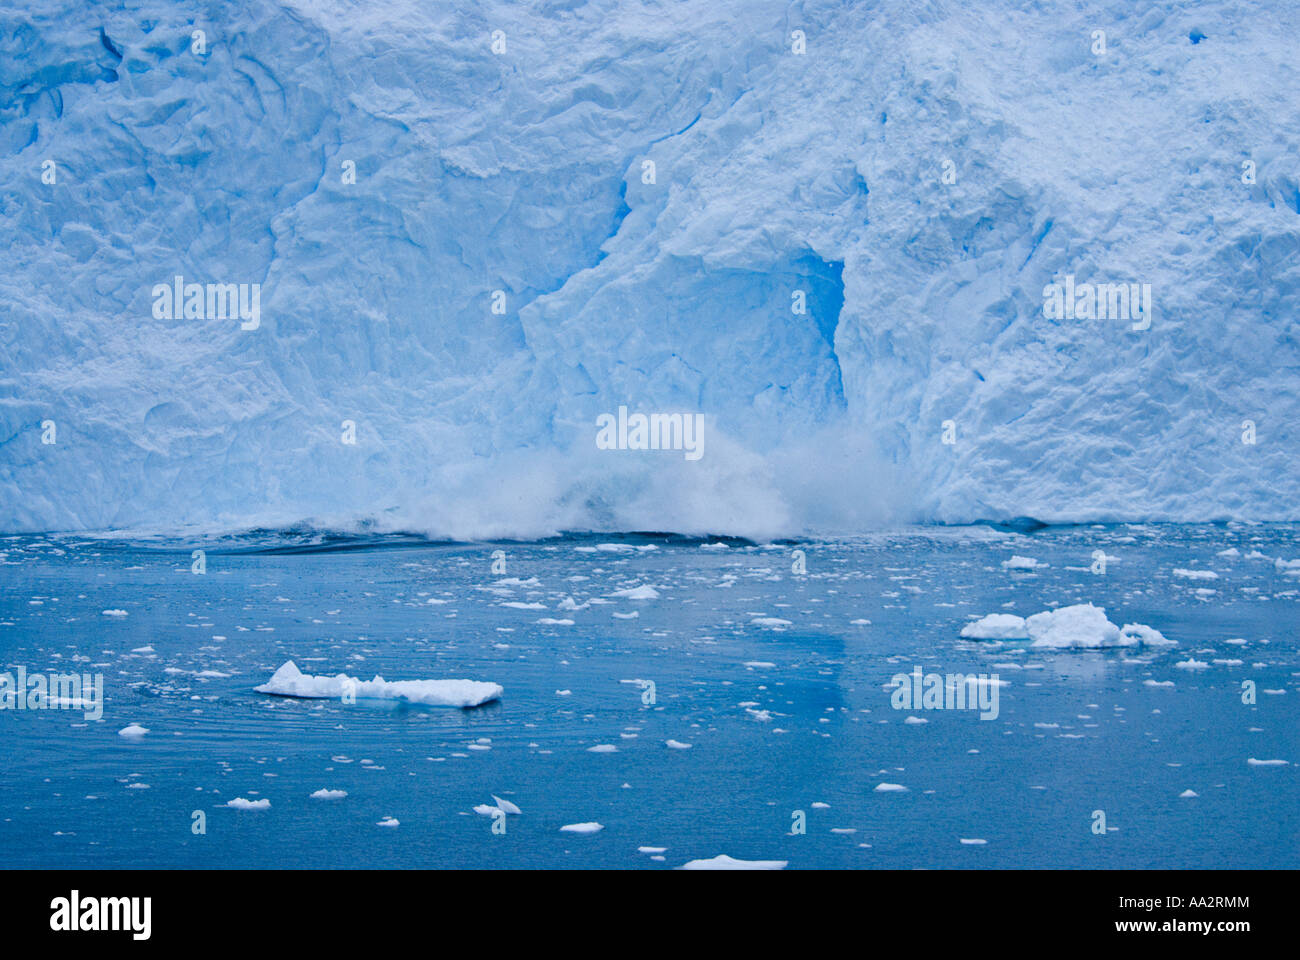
[0,524,1295,869]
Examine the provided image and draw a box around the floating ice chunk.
[537,618,574,625]
[1143,679,1175,688]
[1119,623,1176,647]
[560,822,603,833]
[680,855,787,870]
[850,618,872,625]
[638,846,667,853]
[502,601,546,609]
[1247,758,1289,766]
[555,689,572,696]
[1001,556,1046,571]
[612,611,640,619]
[904,716,928,724]
[254,661,502,708]
[959,838,988,845]
[610,585,660,600]
[1026,604,1121,649]
[491,795,522,815]
[874,783,907,792]
[587,744,617,753]
[1173,568,1218,580]
[744,661,777,669]
[665,739,692,749]
[311,789,347,800]
[961,614,1028,640]
[117,724,149,738]
[130,645,154,653]
[102,609,128,617]
[750,617,792,628]
[1217,547,1240,557]
[377,816,399,827]
[1179,790,1198,798]
[1175,658,1210,670]
[226,797,270,810]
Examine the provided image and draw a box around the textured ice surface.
[254,660,502,708]
[2,1,1299,535]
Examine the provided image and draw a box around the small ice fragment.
[226,797,270,810]
[680,854,786,870]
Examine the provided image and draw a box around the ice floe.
[254,661,502,708]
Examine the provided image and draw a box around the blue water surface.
[1,524,1296,868]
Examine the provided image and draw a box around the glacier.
[2,0,1298,537]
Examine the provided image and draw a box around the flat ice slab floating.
[254,661,502,708]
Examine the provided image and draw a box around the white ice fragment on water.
[555,689,572,696]
[1001,555,1046,571]
[1175,658,1210,670]
[959,838,988,845]
[587,744,617,753]
[117,724,149,738]
[904,716,928,724]
[560,822,603,833]
[311,789,347,800]
[638,846,667,853]
[254,661,502,708]
[377,816,399,827]
[744,661,777,669]
[130,645,154,653]
[960,614,1028,640]
[1026,604,1120,648]
[612,611,640,619]
[874,783,907,792]
[537,618,575,625]
[610,585,660,600]
[1247,758,1289,766]
[1173,568,1218,580]
[750,617,792,628]
[226,797,270,810]
[1179,790,1198,798]
[491,795,522,815]
[850,618,872,625]
[665,739,692,749]
[1144,679,1175,687]
[1119,623,1176,647]
[680,854,787,870]
[102,609,128,617]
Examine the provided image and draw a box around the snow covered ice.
[254,661,503,708]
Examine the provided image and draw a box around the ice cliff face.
[2,0,1298,536]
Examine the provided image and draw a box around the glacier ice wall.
[1,0,1298,536]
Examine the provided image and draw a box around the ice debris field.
[0,523,1296,869]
